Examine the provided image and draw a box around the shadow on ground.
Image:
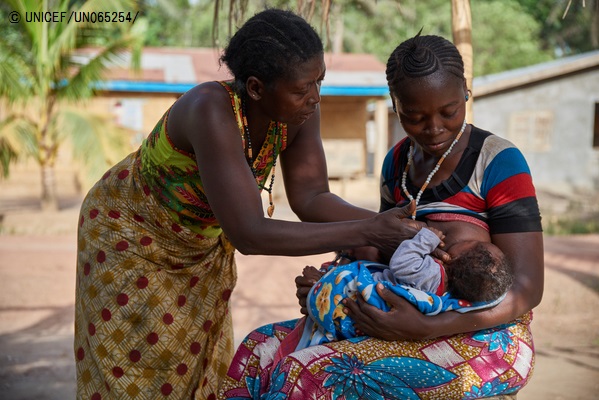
[0,304,76,400]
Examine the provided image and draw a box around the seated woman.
[218,32,543,400]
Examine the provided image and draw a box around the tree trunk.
[451,0,473,122]
[41,163,59,211]
[592,2,599,48]
[331,3,344,54]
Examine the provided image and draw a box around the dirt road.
[1,205,598,399]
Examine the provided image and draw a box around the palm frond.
[56,108,131,186]
[6,0,43,51]
[0,0,143,202]
[212,0,334,48]
[60,39,131,101]
[0,113,40,160]
[0,114,24,178]
[0,44,35,103]
[0,139,18,179]
[0,4,37,103]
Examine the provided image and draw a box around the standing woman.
[220,33,544,399]
[74,9,420,400]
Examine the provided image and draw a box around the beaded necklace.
[401,119,467,220]
[241,98,278,217]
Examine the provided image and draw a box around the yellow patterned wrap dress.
[74,81,287,400]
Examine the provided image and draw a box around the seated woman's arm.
[343,230,544,340]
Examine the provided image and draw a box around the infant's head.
[445,241,513,303]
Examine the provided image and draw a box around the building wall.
[88,93,180,150]
[319,96,373,178]
[320,97,368,139]
[473,68,599,193]
[89,93,372,144]
[0,92,379,202]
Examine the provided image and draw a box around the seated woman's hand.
[295,266,324,315]
[343,283,433,341]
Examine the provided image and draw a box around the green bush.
[543,214,599,235]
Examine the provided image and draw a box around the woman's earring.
[465,94,469,101]
[392,103,397,113]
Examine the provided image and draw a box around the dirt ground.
[1,185,599,399]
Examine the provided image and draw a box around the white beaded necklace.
[401,119,467,220]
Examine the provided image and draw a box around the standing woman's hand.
[369,202,421,262]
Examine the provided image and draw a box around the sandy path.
[1,232,598,399]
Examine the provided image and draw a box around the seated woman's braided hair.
[385,32,465,96]
[220,9,323,97]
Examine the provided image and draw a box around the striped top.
[380,126,542,234]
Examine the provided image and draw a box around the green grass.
[542,213,599,235]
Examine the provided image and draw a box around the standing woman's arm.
[168,83,419,257]
[280,106,377,223]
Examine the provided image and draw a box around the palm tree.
[0,0,145,211]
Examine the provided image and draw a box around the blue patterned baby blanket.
[301,260,506,348]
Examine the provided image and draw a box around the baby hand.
[302,265,324,283]
[425,226,446,247]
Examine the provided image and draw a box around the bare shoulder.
[168,82,232,151]
[171,81,230,121]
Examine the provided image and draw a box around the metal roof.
[473,50,599,97]
[87,47,389,96]
[88,47,599,98]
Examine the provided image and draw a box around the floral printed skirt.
[218,313,534,399]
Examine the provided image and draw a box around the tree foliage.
[1,0,595,208]
[336,0,583,75]
[0,0,146,210]
[471,1,554,76]
[339,0,452,64]
[140,0,597,76]
[141,0,217,47]
[518,0,599,55]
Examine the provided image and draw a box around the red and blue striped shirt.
[380,126,542,234]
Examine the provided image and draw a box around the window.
[112,99,145,147]
[507,110,553,152]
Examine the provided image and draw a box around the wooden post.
[451,0,474,122]
[374,99,389,177]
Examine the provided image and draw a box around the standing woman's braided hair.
[220,8,323,97]
[386,32,465,95]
